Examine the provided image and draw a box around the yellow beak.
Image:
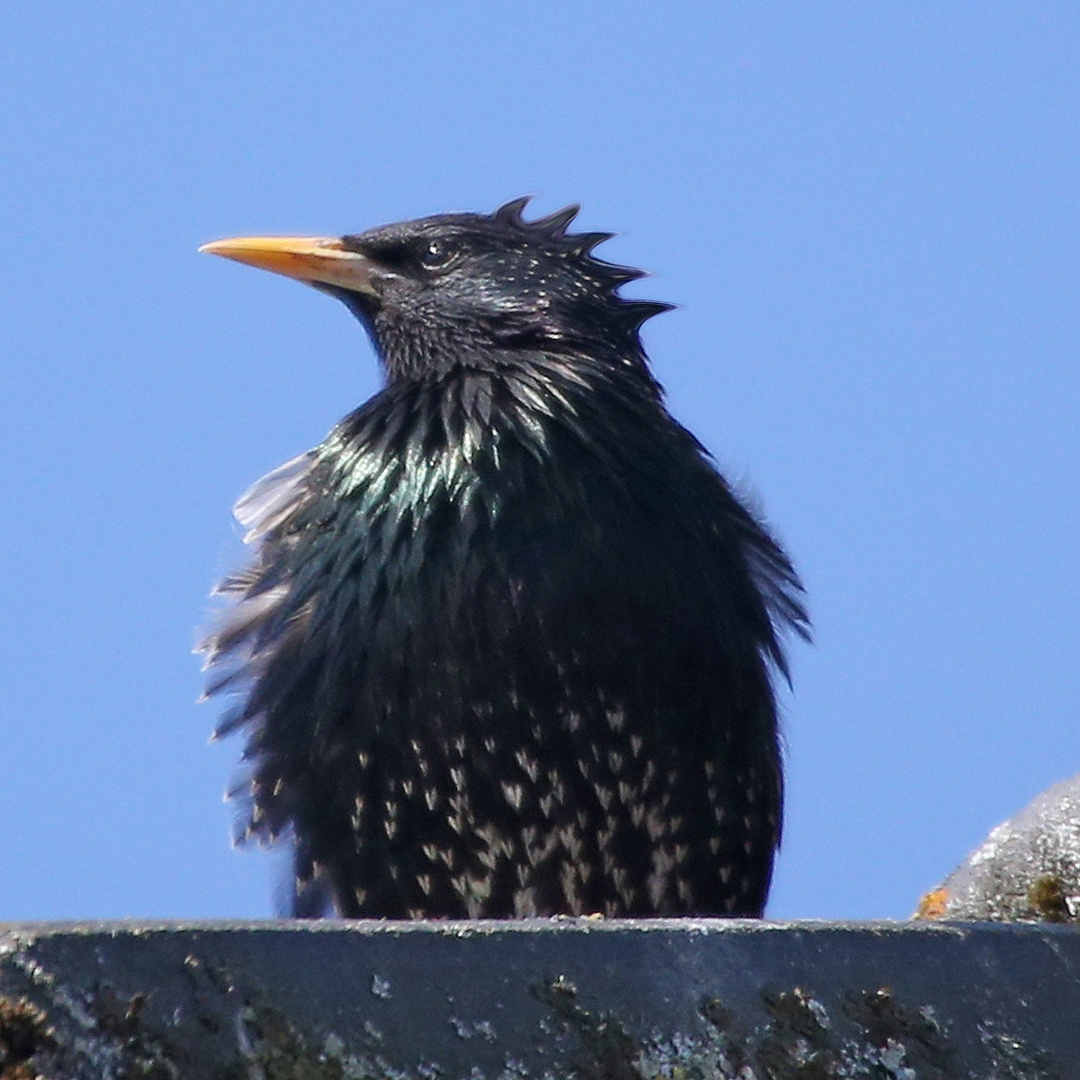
[198,235,377,295]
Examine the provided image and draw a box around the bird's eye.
[419,239,454,269]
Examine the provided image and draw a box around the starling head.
[201,197,671,380]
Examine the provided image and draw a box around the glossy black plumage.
[200,199,808,918]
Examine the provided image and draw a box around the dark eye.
[419,238,454,269]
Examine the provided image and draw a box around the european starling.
[200,198,808,919]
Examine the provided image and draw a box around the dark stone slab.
[1,918,1078,1078]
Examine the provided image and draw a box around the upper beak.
[198,235,377,295]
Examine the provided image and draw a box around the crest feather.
[617,300,677,329]
[529,203,581,239]
[489,197,672,327]
[493,195,534,227]
[566,231,616,256]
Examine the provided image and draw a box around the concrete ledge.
[1,919,1077,1078]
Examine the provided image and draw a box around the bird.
[199,197,808,919]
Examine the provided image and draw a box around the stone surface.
[2,918,1079,1078]
[917,772,1080,923]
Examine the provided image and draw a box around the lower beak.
[198,235,377,295]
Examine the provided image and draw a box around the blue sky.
[2,3,1079,921]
